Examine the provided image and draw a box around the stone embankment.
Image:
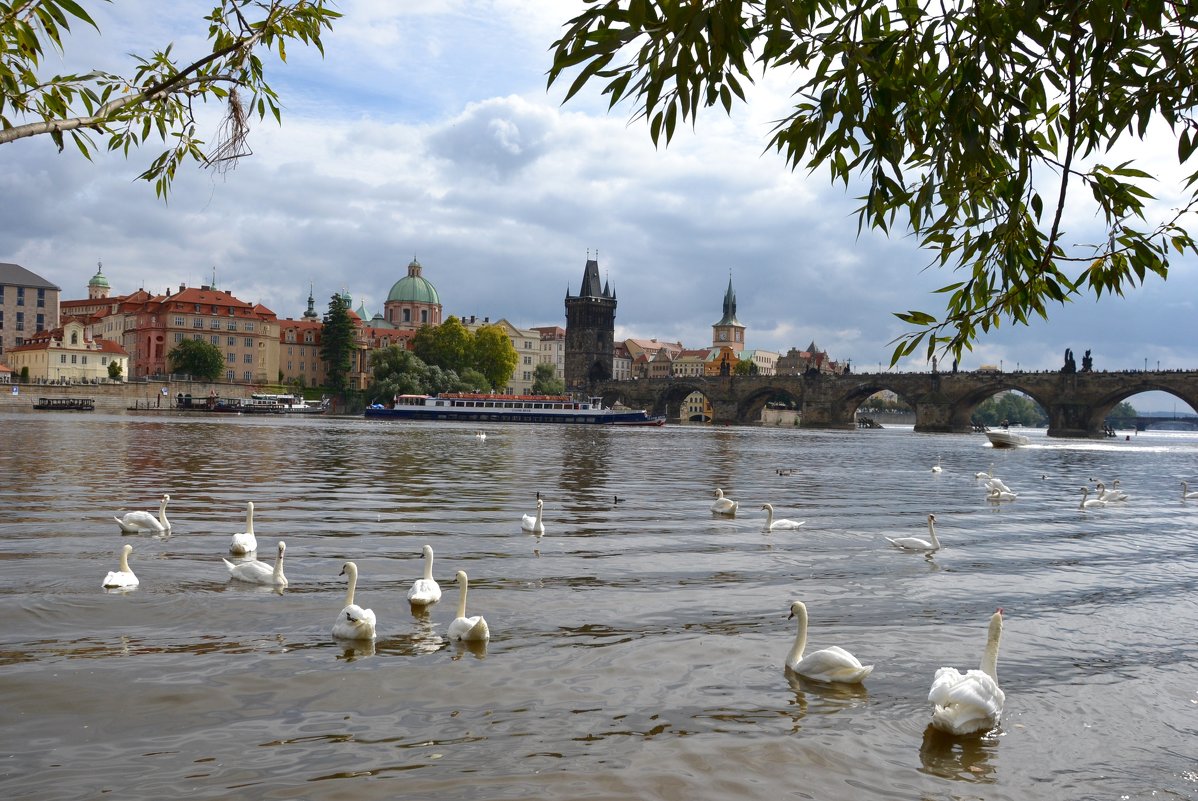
[0,380,225,412]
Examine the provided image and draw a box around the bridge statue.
[1082,349,1093,372]
[1062,348,1076,374]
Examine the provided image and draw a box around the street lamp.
[1144,357,1148,372]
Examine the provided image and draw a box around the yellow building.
[6,319,128,384]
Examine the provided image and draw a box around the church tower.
[712,275,745,348]
[88,262,110,300]
[565,255,616,391]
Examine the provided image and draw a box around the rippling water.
[1,412,1197,801]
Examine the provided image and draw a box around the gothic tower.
[564,255,616,391]
[712,275,745,348]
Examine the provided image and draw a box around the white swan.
[102,543,139,589]
[974,464,994,480]
[929,609,1005,736]
[932,456,942,473]
[886,513,942,551]
[229,501,257,555]
[1182,481,1198,500]
[332,561,377,640]
[521,498,545,534]
[446,570,490,641]
[785,600,873,683]
[113,494,170,534]
[475,431,487,440]
[1101,480,1129,502]
[987,487,1018,502]
[222,540,287,586]
[407,544,442,606]
[761,503,805,531]
[1079,486,1107,509]
[984,476,1013,494]
[711,487,738,516]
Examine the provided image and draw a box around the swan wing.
[332,604,377,640]
[114,511,164,532]
[407,578,442,605]
[792,646,873,683]
[887,536,933,550]
[520,514,537,530]
[225,558,275,584]
[770,518,805,530]
[447,615,490,641]
[929,668,1004,735]
[102,570,138,589]
[229,532,257,555]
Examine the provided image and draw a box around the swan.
[406,544,442,606]
[1078,486,1107,509]
[985,476,1013,494]
[886,513,942,551]
[929,609,1005,736]
[711,487,738,516]
[229,501,257,555]
[475,431,487,440]
[222,540,288,586]
[785,601,873,683]
[987,487,1018,502]
[332,561,377,640]
[974,464,994,480]
[1102,480,1129,502]
[113,494,170,534]
[761,503,805,531]
[521,498,545,534]
[776,468,795,476]
[447,570,490,641]
[102,543,139,589]
[932,456,942,473]
[1182,481,1198,500]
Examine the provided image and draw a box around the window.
[227,353,236,363]
[71,354,77,364]
[243,371,252,381]
[174,316,185,326]
[81,356,87,365]
[192,333,202,341]
[244,322,255,332]
[192,318,203,328]
[421,309,428,323]
[0,310,3,328]
[304,333,313,344]
[226,370,235,381]
[243,353,252,364]
[402,309,411,323]
[226,320,237,331]
[174,332,183,343]
[36,314,44,331]
[16,312,24,331]
[299,362,305,372]
[37,288,45,308]
[227,337,235,346]
[70,331,78,345]
[523,356,532,365]
[287,361,292,371]
[17,287,25,306]
[101,357,108,365]
[210,335,220,345]
[60,355,66,364]
[286,331,295,343]
[244,337,252,348]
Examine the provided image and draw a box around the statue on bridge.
[1082,349,1093,372]
[1062,348,1076,374]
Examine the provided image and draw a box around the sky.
[1,1,1194,412]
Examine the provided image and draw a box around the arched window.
[70,331,79,345]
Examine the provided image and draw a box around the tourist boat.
[243,393,329,414]
[33,397,95,411]
[985,429,1030,448]
[364,392,665,426]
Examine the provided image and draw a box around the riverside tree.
[530,362,565,396]
[320,293,355,392]
[549,2,1198,361]
[167,338,224,381]
[1,0,340,196]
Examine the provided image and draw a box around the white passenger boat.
[364,393,664,426]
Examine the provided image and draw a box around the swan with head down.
[785,601,873,683]
[229,501,257,555]
[1182,481,1198,500]
[406,544,442,607]
[113,494,170,534]
[332,561,377,640]
[886,514,942,552]
[447,570,490,641]
[711,488,738,516]
[222,540,287,586]
[102,543,139,589]
[929,609,1005,736]
[761,503,804,531]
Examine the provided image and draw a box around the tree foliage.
[971,391,1047,428]
[367,346,489,400]
[411,316,473,375]
[106,358,122,380]
[320,293,355,392]
[472,324,518,390]
[167,337,224,381]
[549,1,1198,361]
[1,0,340,197]
[530,361,565,395]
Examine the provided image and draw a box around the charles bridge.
[596,370,1198,438]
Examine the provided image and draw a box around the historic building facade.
[564,256,617,391]
[0,262,60,359]
[5,318,128,383]
[384,259,443,328]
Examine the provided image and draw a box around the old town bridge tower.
[564,256,616,392]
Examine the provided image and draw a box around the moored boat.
[364,392,664,426]
[33,397,95,411]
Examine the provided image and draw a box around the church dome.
[89,266,110,289]
[387,258,441,305]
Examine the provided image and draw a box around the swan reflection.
[918,723,1000,782]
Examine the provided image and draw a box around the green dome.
[387,258,441,305]
[89,266,110,288]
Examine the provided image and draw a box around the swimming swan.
[929,609,1005,736]
[1183,481,1198,500]
[447,570,490,641]
[222,540,287,586]
[332,561,377,640]
[522,498,545,534]
[886,513,942,552]
[103,543,139,589]
[406,544,442,606]
[1079,486,1107,509]
[1099,480,1128,502]
[229,501,257,555]
[711,488,738,516]
[985,476,1013,494]
[932,456,942,473]
[113,494,170,534]
[761,503,805,531]
[987,487,1018,502]
[785,600,873,683]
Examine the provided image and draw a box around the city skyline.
[1,1,1194,409]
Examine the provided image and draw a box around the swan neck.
[535,503,542,524]
[764,506,774,526]
[159,498,170,527]
[786,605,808,665]
[980,617,1003,681]
[423,549,434,580]
[927,517,940,548]
[246,503,254,534]
[456,576,469,618]
[344,564,357,606]
[119,547,131,572]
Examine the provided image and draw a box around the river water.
[1,412,1196,801]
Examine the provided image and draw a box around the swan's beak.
[787,610,795,620]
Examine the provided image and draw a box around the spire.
[714,273,741,326]
[303,283,318,319]
[579,255,603,298]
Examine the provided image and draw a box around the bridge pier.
[1047,403,1104,439]
[912,401,971,433]
[796,400,856,430]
